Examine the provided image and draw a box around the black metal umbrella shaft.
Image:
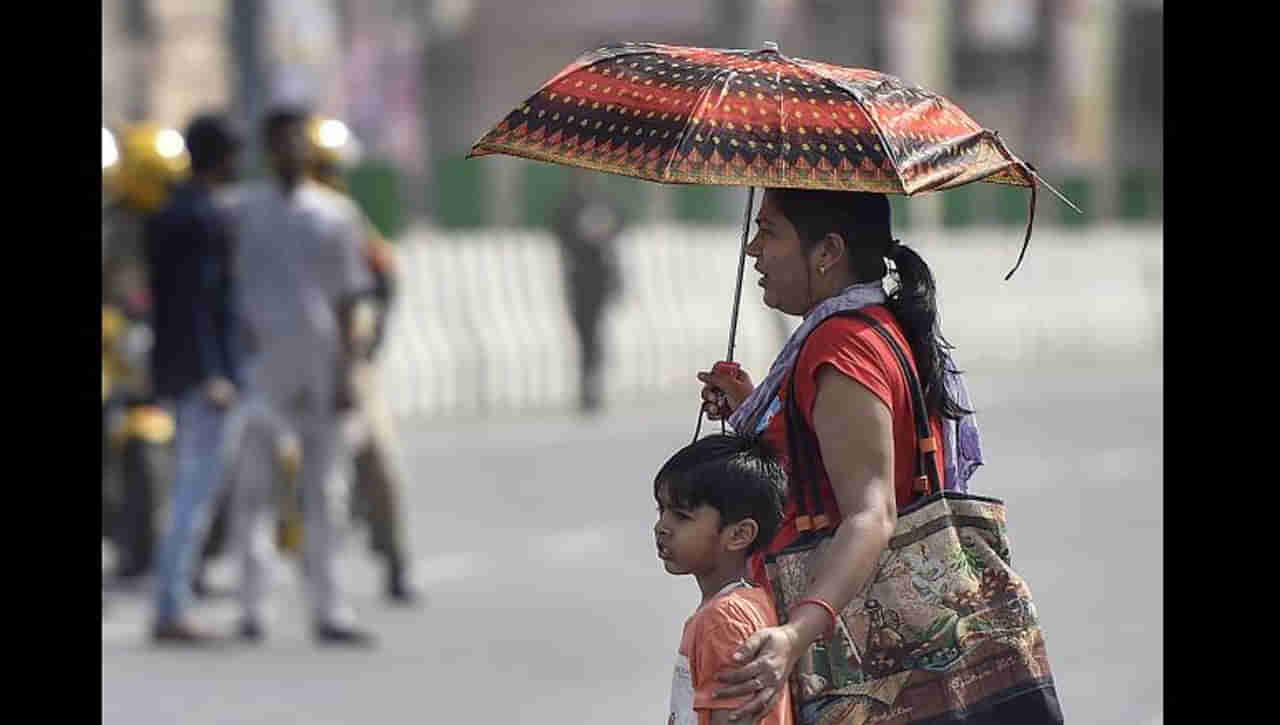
[726,186,756,362]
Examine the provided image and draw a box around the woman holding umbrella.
[695,187,982,723]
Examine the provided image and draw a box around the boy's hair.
[654,434,787,555]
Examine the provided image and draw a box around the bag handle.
[781,309,942,532]
[847,310,942,499]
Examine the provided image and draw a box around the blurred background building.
[103,0,1162,239]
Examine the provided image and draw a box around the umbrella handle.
[693,404,707,443]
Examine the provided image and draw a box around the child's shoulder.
[684,588,780,674]
[696,586,779,634]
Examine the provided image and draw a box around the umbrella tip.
[762,40,779,52]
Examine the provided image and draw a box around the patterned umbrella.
[474,41,1072,193]
[469,41,1079,377]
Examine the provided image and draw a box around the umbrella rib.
[791,58,908,192]
[834,79,907,191]
[983,130,1082,213]
[904,129,997,193]
[981,131,1082,279]
[1021,166,1083,214]
[660,66,735,183]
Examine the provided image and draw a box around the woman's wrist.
[792,598,839,638]
[783,605,830,649]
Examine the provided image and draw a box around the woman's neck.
[804,273,860,317]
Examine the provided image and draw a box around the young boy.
[656,434,793,725]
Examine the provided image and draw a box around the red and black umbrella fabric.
[470,41,1076,205]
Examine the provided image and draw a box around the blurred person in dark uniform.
[101,123,187,582]
[143,113,245,644]
[305,115,422,605]
[223,105,377,646]
[552,171,624,413]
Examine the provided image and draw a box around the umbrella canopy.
[469,41,1076,207]
[468,41,1080,433]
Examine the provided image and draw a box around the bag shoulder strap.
[782,337,822,529]
[781,309,942,531]
[845,310,943,499]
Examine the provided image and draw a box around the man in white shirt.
[223,106,377,646]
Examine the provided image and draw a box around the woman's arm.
[792,364,898,626]
[713,364,897,720]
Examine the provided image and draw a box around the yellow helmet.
[102,304,125,347]
[107,122,192,212]
[304,116,361,189]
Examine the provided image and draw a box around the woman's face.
[747,192,818,316]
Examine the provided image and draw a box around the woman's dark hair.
[772,188,972,420]
[654,434,787,554]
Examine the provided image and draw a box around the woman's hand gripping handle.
[697,361,754,421]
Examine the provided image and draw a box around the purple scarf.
[728,281,982,492]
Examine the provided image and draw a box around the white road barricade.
[380,223,1161,423]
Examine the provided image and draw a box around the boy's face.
[654,482,733,577]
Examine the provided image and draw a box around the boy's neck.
[695,557,751,606]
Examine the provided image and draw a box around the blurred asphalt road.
[103,356,1163,725]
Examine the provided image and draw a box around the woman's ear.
[817,232,848,271]
[725,518,761,553]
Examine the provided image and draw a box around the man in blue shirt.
[145,113,243,644]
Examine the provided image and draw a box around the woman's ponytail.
[885,242,971,420]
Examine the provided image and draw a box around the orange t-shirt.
[746,305,946,589]
[667,585,794,725]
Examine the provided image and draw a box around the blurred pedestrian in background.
[143,113,244,644]
[101,123,186,583]
[552,171,624,413]
[304,115,422,605]
[223,105,377,646]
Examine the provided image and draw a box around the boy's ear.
[724,518,760,553]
